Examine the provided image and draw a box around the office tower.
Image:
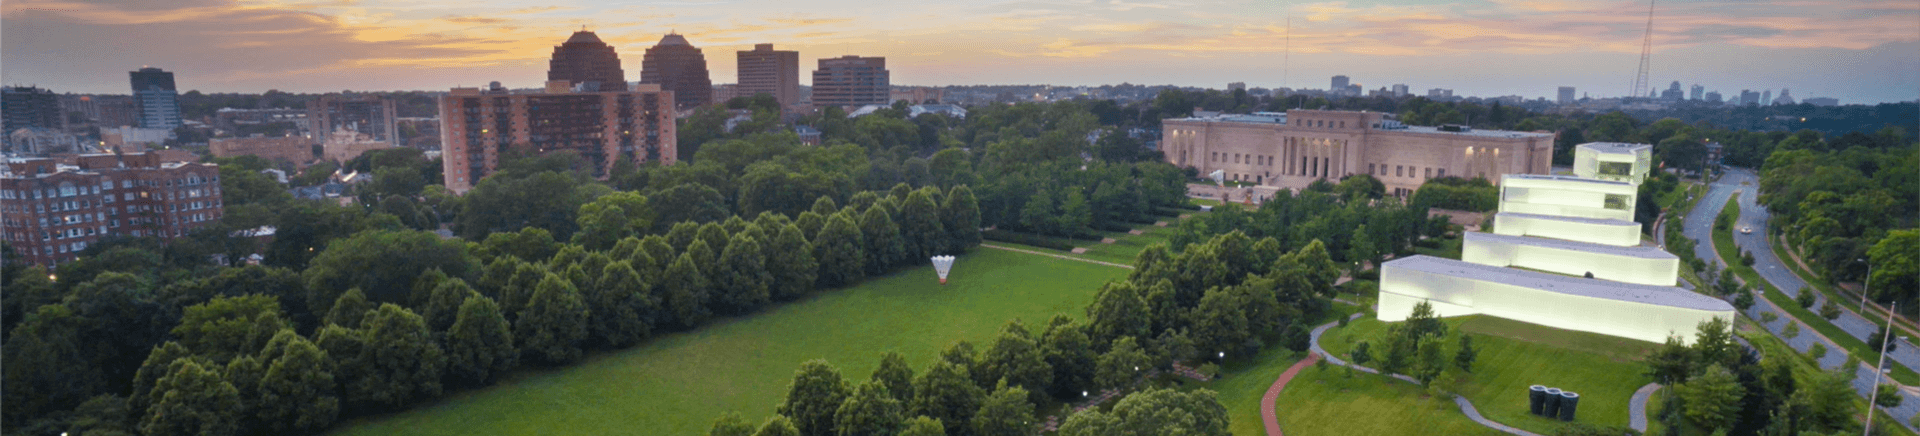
[1557,87,1576,104]
[1392,84,1409,98]
[438,82,677,193]
[3,86,63,134]
[1773,89,1794,105]
[1660,81,1684,100]
[811,55,890,108]
[1689,84,1704,101]
[1705,91,1723,103]
[1761,90,1772,106]
[1,153,223,266]
[129,67,182,129]
[1331,75,1350,94]
[308,93,398,144]
[1739,90,1759,105]
[548,30,628,92]
[640,33,713,109]
[736,43,800,108]
[1227,82,1247,91]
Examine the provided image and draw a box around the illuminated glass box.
[1498,175,1638,222]
[1378,256,1734,345]
[1491,212,1642,247]
[1573,142,1652,185]
[1460,232,1680,286]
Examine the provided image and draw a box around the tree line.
[1644,318,1876,435]
[1756,132,1917,312]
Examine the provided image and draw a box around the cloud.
[442,15,505,24]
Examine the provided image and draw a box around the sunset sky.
[4,0,1916,103]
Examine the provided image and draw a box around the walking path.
[1294,312,1544,436]
[1628,383,1662,432]
[978,243,1134,269]
[1261,353,1323,436]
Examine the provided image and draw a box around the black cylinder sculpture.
[1543,387,1563,417]
[1528,385,1548,415]
[1558,391,1580,421]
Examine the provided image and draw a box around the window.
[1396,166,1403,177]
[1438,168,1446,177]
[58,183,76,197]
[1599,162,1633,177]
[1369,163,1376,174]
[1603,194,1631,210]
[1424,168,1432,179]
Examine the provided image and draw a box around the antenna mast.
[1283,15,1291,90]
[1629,0,1656,99]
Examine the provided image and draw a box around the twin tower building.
[1377,143,1736,345]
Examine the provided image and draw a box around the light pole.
[1864,302,1897,436]
[1857,258,1871,312]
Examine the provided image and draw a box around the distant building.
[811,56,890,108]
[1557,86,1576,105]
[1161,110,1555,197]
[1689,84,1704,101]
[736,43,800,108]
[1227,82,1246,91]
[640,33,713,110]
[3,86,64,134]
[1426,88,1454,100]
[1392,84,1409,98]
[1331,75,1350,94]
[1660,81,1684,100]
[1761,90,1772,106]
[210,136,315,168]
[129,67,183,130]
[308,93,398,145]
[1772,89,1795,105]
[1804,97,1839,106]
[1705,91,1724,103]
[101,126,174,149]
[1738,90,1759,105]
[908,104,967,119]
[437,81,677,193]
[61,94,139,128]
[712,84,740,104]
[9,128,81,155]
[794,125,822,146]
[890,86,944,105]
[547,30,628,92]
[322,129,391,163]
[1,153,223,266]
[213,108,310,136]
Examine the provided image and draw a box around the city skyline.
[2,0,1916,104]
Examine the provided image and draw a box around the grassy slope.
[1274,365,1502,436]
[1710,197,1920,385]
[1178,302,1367,436]
[328,248,1129,436]
[1318,316,1657,435]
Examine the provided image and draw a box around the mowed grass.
[328,248,1129,436]
[1179,302,1364,435]
[1318,315,1659,435]
[1075,223,1177,265]
[1274,365,1502,436]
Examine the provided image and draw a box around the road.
[1685,168,1920,428]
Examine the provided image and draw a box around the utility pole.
[1864,301,1896,436]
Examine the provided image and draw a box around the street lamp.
[1858,258,1871,312]
[1864,302,1898,436]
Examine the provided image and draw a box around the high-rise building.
[1426,88,1453,100]
[548,30,628,92]
[1227,82,1247,91]
[1556,86,1576,104]
[1689,84,1704,101]
[1738,90,1759,105]
[438,81,677,193]
[640,33,713,110]
[1392,84,1409,98]
[2,152,222,266]
[1660,81,1684,100]
[1773,89,1794,105]
[811,56,890,108]
[129,67,182,130]
[736,43,800,108]
[60,94,139,128]
[1760,90,1772,106]
[3,86,63,135]
[1331,75,1350,94]
[308,93,397,144]
[1705,91,1723,103]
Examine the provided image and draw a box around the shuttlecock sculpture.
[931,255,956,285]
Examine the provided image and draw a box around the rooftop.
[657,33,690,46]
[1464,231,1674,260]
[1502,173,1635,187]
[1576,142,1652,154]
[1496,212,1639,228]
[1169,110,1552,139]
[566,31,604,44]
[1386,255,1732,312]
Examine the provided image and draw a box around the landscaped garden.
[327,248,1129,436]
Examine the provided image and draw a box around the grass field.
[1318,315,1659,435]
[328,248,1130,436]
[1178,302,1366,435]
[1074,223,1177,265]
[1273,364,1502,436]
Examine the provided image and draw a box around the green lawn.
[1075,223,1176,265]
[1414,234,1464,260]
[1273,364,1502,436]
[327,248,1130,436]
[1318,315,1659,435]
[1178,346,1307,435]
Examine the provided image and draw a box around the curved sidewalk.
[1628,383,1661,432]
[1262,353,1323,436]
[1300,313,1543,436]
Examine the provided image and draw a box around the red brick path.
[1262,352,1322,436]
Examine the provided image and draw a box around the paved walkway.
[977,243,1134,269]
[1628,383,1662,432]
[1303,312,1543,436]
[1262,353,1323,436]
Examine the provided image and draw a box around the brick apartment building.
[2,152,223,266]
[438,81,677,193]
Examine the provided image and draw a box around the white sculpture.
[931,255,956,285]
[1208,169,1225,185]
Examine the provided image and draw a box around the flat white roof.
[1465,231,1673,259]
[1502,174,1635,187]
[1576,142,1652,154]
[1497,212,1640,228]
[1385,255,1731,311]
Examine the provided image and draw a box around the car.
[1739,227,1752,234]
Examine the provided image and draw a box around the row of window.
[1368,163,1446,179]
[2,176,215,200]
[1293,119,1347,128]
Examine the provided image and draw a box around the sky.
[3,0,1917,104]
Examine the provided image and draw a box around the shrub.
[1759,312,1778,324]
[1783,322,1800,339]
[1819,301,1841,320]
[1796,291,1817,309]
[1732,291,1755,311]
[1808,343,1827,360]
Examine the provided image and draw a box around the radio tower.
[1629,0,1656,99]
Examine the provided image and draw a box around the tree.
[860,205,906,275]
[1107,388,1230,436]
[977,320,1052,403]
[755,415,804,436]
[898,190,949,259]
[768,224,820,301]
[1057,410,1120,436]
[1085,282,1151,347]
[1868,230,1917,306]
[908,361,984,436]
[588,261,656,348]
[423,278,479,332]
[172,294,287,362]
[897,416,945,436]
[350,304,445,410]
[1795,366,1858,432]
[572,191,654,251]
[1350,341,1373,366]
[716,232,773,314]
[1039,316,1097,401]
[139,359,242,436]
[943,186,982,251]
[303,229,478,315]
[873,352,916,405]
[256,331,339,433]
[779,359,851,436]
[1677,364,1744,433]
[1732,290,1755,311]
[1189,287,1250,359]
[1454,334,1477,372]
[972,381,1035,436]
[515,275,590,365]
[1095,336,1151,390]
[814,213,868,288]
[663,252,715,328]
[324,288,374,328]
[445,295,516,386]
[4,306,114,425]
[1645,335,1694,384]
[1878,384,1905,408]
[835,382,905,436]
[713,411,757,436]
[223,355,266,434]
